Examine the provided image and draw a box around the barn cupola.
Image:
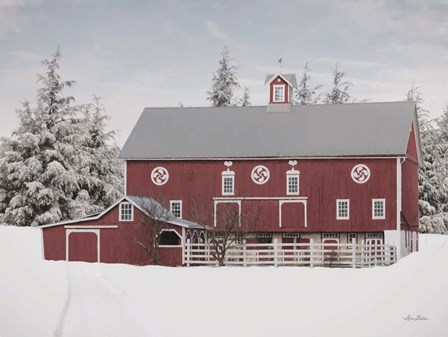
[265,73,297,112]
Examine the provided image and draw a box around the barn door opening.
[322,233,340,266]
[67,230,99,263]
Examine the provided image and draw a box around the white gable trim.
[40,196,128,228]
[266,73,297,88]
[411,112,423,166]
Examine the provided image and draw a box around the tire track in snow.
[53,262,72,337]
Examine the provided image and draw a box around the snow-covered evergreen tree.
[235,87,251,107]
[407,85,448,233]
[407,85,438,216]
[295,63,322,105]
[206,47,240,107]
[324,64,352,104]
[74,96,123,218]
[0,50,122,226]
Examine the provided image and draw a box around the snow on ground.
[0,226,67,337]
[0,227,447,337]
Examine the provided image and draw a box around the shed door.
[68,232,98,262]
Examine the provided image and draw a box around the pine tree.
[407,85,448,233]
[235,87,251,107]
[206,47,240,107]
[295,63,322,105]
[0,50,123,226]
[74,96,123,218]
[435,104,448,212]
[324,64,352,104]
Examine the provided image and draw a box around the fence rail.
[184,240,396,268]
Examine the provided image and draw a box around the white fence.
[184,239,396,268]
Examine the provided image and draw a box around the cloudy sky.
[1,0,447,145]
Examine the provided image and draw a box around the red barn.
[42,73,422,265]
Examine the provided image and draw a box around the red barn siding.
[43,226,66,261]
[243,200,278,231]
[68,232,98,262]
[402,123,419,231]
[159,247,182,266]
[127,158,397,233]
[281,202,306,229]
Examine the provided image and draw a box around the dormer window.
[273,85,285,102]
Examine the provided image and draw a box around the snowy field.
[0,226,447,337]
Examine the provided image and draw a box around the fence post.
[274,238,278,267]
[310,238,314,268]
[361,239,365,268]
[243,239,247,267]
[186,239,190,267]
[351,238,356,268]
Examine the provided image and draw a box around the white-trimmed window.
[322,233,339,239]
[286,171,300,195]
[372,199,385,219]
[348,233,357,243]
[366,232,384,239]
[273,85,285,102]
[336,199,349,220]
[283,232,300,238]
[256,232,272,238]
[119,202,133,221]
[170,200,182,218]
[222,174,235,195]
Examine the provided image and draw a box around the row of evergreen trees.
[0,50,123,226]
[206,47,357,108]
[410,87,448,234]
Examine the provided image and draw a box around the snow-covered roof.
[127,195,203,229]
[40,196,204,229]
[119,101,422,163]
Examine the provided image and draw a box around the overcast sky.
[1,0,447,146]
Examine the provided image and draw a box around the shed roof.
[40,196,204,229]
[119,101,421,162]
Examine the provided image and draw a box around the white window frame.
[170,200,182,218]
[256,232,272,238]
[286,171,300,195]
[273,84,285,102]
[119,202,134,222]
[222,173,235,196]
[322,233,340,239]
[372,198,386,220]
[348,233,357,243]
[336,199,350,220]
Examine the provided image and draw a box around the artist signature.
[403,315,429,321]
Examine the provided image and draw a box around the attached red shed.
[41,196,203,266]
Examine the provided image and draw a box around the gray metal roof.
[265,73,298,88]
[119,101,420,161]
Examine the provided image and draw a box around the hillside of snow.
[0,226,447,337]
